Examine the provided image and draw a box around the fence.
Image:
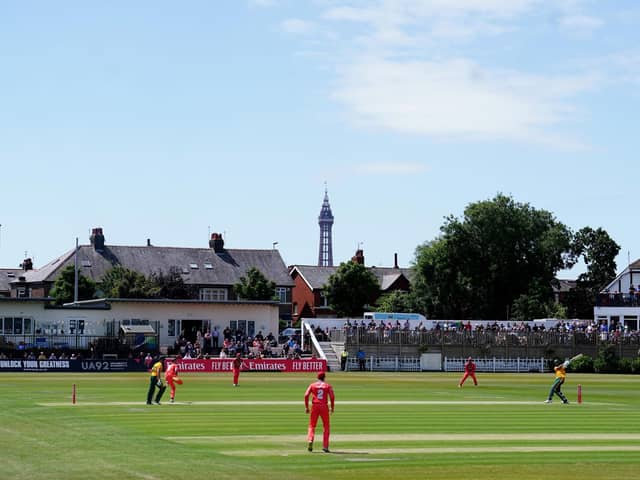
[346,356,421,372]
[331,329,640,347]
[1,334,158,355]
[444,357,545,373]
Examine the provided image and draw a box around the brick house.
[289,249,412,323]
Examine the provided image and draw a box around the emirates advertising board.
[174,358,327,373]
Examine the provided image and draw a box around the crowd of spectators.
[336,317,640,343]
[172,327,305,360]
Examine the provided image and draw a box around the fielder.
[232,353,243,387]
[304,371,335,453]
[458,356,478,387]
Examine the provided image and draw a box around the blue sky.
[1,1,639,276]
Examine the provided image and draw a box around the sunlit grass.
[1,371,639,480]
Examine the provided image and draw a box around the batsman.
[544,354,580,404]
[146,356,167,405]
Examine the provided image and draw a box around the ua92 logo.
[82,361,110,371]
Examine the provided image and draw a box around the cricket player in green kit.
[544,359,570,404]
[147,356,166,405]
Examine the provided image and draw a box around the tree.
[572,227,620,289]
[325,262,380,317]
[565,227,620,318]
[99,265,159,299]
[150,267,191,299]
[49,265,97,305]
[413,194,575,319]
[233,267,277,301]
[375,290,420,313]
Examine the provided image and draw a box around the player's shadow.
[322,451,367,455]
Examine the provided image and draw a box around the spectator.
[144,353,153,369]
[357,349,366,371]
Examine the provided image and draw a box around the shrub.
[594,345,620,373]
[630,358,640,374]
[618,358,633,374]
[570,354,594,373]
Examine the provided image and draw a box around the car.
[278,328,301,343]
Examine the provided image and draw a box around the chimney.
[147,238,152,247]
[90,227,105,251]
[209,233,225,253]
[394,253,399,269]
[21,258,33,271]
[351,249,365,265]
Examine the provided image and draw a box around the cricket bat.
[568,353,583,364]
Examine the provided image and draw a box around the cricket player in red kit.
[458,356,478,387]
[164,360,183,403]
[232,353,243,386]
[304,371,335,453]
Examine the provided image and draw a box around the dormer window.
[189,263,198,269]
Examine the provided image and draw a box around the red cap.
[317,371,325,380]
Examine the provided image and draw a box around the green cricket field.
[1,371,639,480]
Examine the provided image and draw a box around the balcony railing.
[329,328,640,346]
[596,293,640,307]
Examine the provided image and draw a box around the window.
[229,320,255,337]
[168,319,179,337]
[68,319,85,335]
[122,319,150,326]
[2,317,13,334]
[189,263,199,269]
[0,317,33,335]
[276,287,288,303]
[320,290,329,307]
[81,260,92,267]
[204,263,213,269]
[181,267,189,274]
[199,288,227,301]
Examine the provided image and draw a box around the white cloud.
[333,57,598,145]
[280,18,315,35]
[352,161,429,175]
[269,1,613,146]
